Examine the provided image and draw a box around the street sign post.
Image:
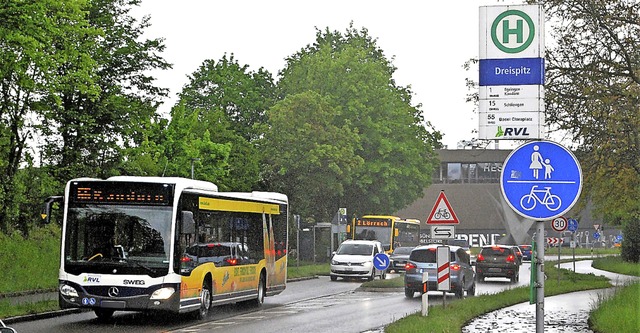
[373,253,390,271]
[501,140,582,333]
[501,140,582,220]
[430,225,455,239]
[479,4,545,140]
[551,216,567,232]
[436,246,450,307]
[426,191,459,224]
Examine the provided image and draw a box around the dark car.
[475,245,521,283]
[404,244,476,298]
[389,246,414,272]
[512,245,523,262]
[519,245,532,261]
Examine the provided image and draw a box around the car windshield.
[481,247,510,258]
[392,247,413,255]
[337,243,373,256]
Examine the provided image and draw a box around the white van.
[330,240,386,281]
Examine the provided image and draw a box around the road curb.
[3,308,86,324]
[356,287,404,292]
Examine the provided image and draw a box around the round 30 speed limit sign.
[551,216,568,232]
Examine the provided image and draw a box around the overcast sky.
[132,0,522,149]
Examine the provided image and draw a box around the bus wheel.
[253,272,266,306]
[94,308,114,321]
[196,282,212,320]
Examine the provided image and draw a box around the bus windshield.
[354,226,392,249]
[63,204,173,277]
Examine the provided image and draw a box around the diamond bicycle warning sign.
[426,191,459,224]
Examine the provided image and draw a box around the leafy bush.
[621,220,640,263]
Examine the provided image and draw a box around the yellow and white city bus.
[348,215,421,253]
[44,176,288,320]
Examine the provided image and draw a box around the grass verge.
[287,261,329,279]
[0,300,60,318]
[592,256,640,276]
[384,262,611,333]
[589,282,639,333]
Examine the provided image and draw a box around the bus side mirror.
[41,196,63,224]
[181,211,195,234]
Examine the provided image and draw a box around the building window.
[433,162,503,184]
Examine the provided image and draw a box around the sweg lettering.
[123,279,145,285]
[494,66,531,76]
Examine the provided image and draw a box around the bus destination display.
[355,219,390,227]
[71,182,173,205]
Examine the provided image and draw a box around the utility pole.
[535,221,545,333]
[190,158,200,179]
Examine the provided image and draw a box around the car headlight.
[59,284,79,297]
[150,287,175,300]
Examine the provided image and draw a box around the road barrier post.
[421,272,428,316]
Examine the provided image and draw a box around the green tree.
[124,103,231,184]
[174,55,276,190]
[178,54,276,142]
[39,0,171,183]
[0,0,97,233]
[541,0,640,232]
[274,25,441,221]
[261,91,364,220]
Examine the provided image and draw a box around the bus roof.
[217,191,288,204]
[360,215,400,220]
[399,218,421,224]
[101,176,219,192]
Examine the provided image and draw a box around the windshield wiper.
[119,258,157,275]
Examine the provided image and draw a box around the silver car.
[404,244,476,298]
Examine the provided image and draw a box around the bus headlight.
[59,284,79,297]
[150,287,175,300]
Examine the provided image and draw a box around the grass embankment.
[0,225,61,318]
[384,262,612,333]
[0,225,60,293]
[287,262,329,279]
[588,256,640,333]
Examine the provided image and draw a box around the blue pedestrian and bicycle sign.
[501,140,582,220]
